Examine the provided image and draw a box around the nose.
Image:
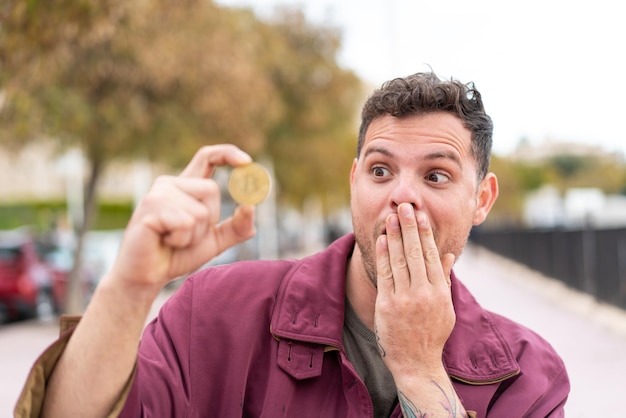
[389,175,423,211]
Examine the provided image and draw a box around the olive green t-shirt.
[343,299,398,417]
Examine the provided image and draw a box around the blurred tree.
[548,154,588,179]
[488,155,526,225]
[252,7,363,211]
[545,154,626,194]
[488,151,626,226]
[488,155,551,225]
[0,0,363,313]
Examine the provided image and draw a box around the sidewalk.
[2,244,625,417]
[0,288,172,418]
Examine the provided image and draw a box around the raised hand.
[40,145,258,418]
[109,144,257,294]
[375,202,466,417]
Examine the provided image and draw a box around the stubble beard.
[353,219,469,290]
[357,222,384,289]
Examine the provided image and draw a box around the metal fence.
[469,227,626,310]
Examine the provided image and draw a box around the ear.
[472,172,499,226]
[349,158,358,189]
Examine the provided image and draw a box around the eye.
[371,166,391,178]
[426,171,450,184]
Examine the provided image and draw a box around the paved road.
[2,244,626,417]
[0,288,170,417]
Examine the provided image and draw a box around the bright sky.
[216,0,626,157]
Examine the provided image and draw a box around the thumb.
[214,205,257,253]
[231,205,257,240]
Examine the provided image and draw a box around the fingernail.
[399,203,413,218]
[236,150,252,163]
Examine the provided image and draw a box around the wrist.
[95,272,163,317]
[389,361,448,387]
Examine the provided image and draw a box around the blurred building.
[0,142,167,203]
[512,137,626,229]
[0,142,316,260]
[524,185,626,229]
[512,137,625,164]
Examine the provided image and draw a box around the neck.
[345,245,378,331]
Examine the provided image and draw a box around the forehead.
[361,112,472,159]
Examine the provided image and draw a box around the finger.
[143,194,214,246]
[144,204,196,248]
[396,203,426,288]
[163,225,195,248]
[153,177,222,206]
[162,197,217,248]
[147,176,221,219]
[415,211,445,285]
[375,234,394,294]
[385,211,411,291]
[138,176,219,237]
[180,144,252,179]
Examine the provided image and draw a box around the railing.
[469,226,626,310]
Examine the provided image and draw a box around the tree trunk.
[65,158,103,315]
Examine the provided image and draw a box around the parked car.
[0,230,56,323]
[44,245,99,312]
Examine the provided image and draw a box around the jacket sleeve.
[528,363,569,418]
[13,316,135,418]
[117,279,195,417]
[519,339,570,417]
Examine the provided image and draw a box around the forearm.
[395,370,467,418]
[42,275,161,418]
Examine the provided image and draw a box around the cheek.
[429,199,474,236]
[351,180,383,213]
[351,185,387,244]
[431,204,475,252]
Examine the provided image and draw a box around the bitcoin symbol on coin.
[228,162,271,205]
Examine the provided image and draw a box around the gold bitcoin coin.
[228,162,271,205]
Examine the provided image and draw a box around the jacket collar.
[270,234,351,349]
[270,233,520,384]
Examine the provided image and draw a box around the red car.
[0,230,56,323]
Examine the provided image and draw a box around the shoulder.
[485,310,570,414]
[190,258,296,293]
[155,259,296,322]
[450,278,570,414]
[184,234,356,300]
[452,275,567,376]
[487,308,567,372]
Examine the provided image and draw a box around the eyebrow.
[363,146,394,159]
[423,150,462,168]
[363,146,462,168]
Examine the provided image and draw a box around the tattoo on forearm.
[398,380,468,418]
[398,391,424,418]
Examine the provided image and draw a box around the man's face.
[350,112,496,284]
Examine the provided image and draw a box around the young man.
[17,72,569,417]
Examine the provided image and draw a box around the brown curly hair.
[357,72,493,180]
